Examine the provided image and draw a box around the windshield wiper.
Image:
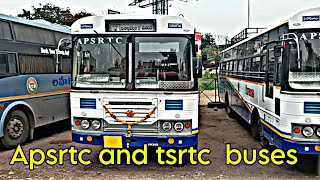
[93,30,124,59]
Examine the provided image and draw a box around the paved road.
[0,107,318,180]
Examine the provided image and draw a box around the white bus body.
[219,7,320,155]
[70,15,202,149]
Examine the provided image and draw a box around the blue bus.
[0,14,71,148]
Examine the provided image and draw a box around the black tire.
[251,112,269,149]
[296,154,316,174]
[251,113,259,140]
[1,110,29,149]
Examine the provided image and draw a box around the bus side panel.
[0,74,71,128]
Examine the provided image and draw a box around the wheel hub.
[7,118,24,139]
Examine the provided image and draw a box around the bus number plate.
[103,136,123,148]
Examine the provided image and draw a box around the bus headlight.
[316,127,320,137]
[174,122,184,132]
[302,126,314,137]
[81,120,90,130]
[162,122,172,132]
[92,120,101,130]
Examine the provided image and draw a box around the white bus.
[70,15,204,149]
[219,7,320,168]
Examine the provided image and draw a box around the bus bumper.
[270,131,320,155]
[72,131,198,148]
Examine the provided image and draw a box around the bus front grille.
[103,122,159,133]
[102,98,158,125]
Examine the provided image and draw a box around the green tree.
[201,33,221,65]
[17,3,95,26]
[201,33,216,49]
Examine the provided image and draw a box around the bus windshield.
[134,36,192,89]
[288,31,320,90]
[74,36,127,88]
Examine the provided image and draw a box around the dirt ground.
[0,101,319,179]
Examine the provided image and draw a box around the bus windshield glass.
[74,36,127,88]
[289,31,320,90]
[134,36,192,89]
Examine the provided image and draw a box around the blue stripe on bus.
[80,98,96,109]
[260,118,292,137]
[304,102,320,114]
[165,100,183,110]
[261,123,319,155]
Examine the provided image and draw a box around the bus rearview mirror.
[274,45,282,58]
[202,54,208,66]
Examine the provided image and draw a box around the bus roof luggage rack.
[229,28,267,46]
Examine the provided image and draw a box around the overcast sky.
[1,0,320,43]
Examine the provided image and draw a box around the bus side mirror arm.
[194,57,202,78]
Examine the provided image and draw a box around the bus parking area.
[0,102,317,180]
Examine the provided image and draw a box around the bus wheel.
[1,110,29,148]
[251,112,269,148]
[257,119,270,149]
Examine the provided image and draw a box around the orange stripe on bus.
[0,90,70,101]
[225,77,253,113]
[225,76,262,86]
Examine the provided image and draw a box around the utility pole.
[128,0,190,15]
[248,0,250,28]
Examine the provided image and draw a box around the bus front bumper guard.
[276,136,320,155]
[72,131,198,148]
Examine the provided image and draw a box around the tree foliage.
[201,33,221,65]
[17,3,95,26]
[201,33,216,49]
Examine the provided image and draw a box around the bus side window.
[0,53,17,74]
[234,60,238,76]
[276,63,282,85]
[7,53,17,74]
[251,57,260,72]
[226,62,229,75]
[266,49,274,98]
[0,54,6,73]
[260,56,267,72]
[276,53,283,86]
[60,57,72,74]
[238,59,244,77]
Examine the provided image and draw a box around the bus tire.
[251,112,260,140]
[296,154,316,174]
[251,111,269,148]
[0,110,29,149]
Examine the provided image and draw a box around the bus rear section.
[70,15,204,149]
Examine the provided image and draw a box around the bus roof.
[0,13,71,34]
[71,14,195,35]
[289,7,320,30]
[222,7,320,53]
[221,20,288,53]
